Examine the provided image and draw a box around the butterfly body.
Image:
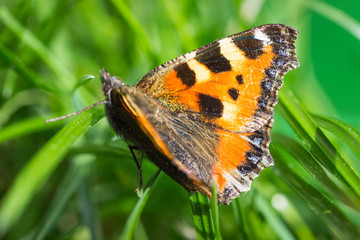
[102,24,299,204]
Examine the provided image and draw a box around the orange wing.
[135,24,298,202]
[138,25,298,132]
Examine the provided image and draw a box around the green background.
[0,0,359,239]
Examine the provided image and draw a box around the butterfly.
[101,24,299,204]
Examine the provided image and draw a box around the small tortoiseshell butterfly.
[102,24,299,204]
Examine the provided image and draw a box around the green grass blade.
[312,115,360,159]
[278,88,335,171]
[298,0,360,40]
[0,7,75,92]
[111,0,156,64]
[189,193,206,240]
[278,87,360,198]
[119,169,162,240]
[73,75,96,92]
[34,156,93,240]
[0,107,104,236]
[77,156,102,240]
[0,41,55,92]
[273,134,360,209]
[0,89,48,128]
[232,198,249,240]
[253,190,296,240]
[272,145,360,238]
[70,145,131,160]
[0,117,62,145]
[189,192,215,240]
[211,181,221,240]
[159,0,198,51]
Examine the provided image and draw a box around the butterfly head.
[100,69,126,99]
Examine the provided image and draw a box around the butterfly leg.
[128,145,143,192]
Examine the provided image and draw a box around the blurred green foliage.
[0,0,359,239]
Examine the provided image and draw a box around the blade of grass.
[73,75,96,92]
[312,115,360,159]
[70,145,131,160]
[278,88,335,172]
[0,107,104,236]
[189,192,215,240]
[1,68,16,98]
[0,117,62,145]
[278,87,360,198]
[232,198,249,240]
[0,89,48,128]
[297,0,360,40]
[111,0,157,64]
[0,41,55,92]
[253,190,296,240]
[273,134,360,209]
[34,156,93,240]
[119,169,162,240]
[159,0,198,51]
[0,6,75,92]
[133,221,149,240]
[77,155,102,240]
[272,145,360,238]
[211,181,221,240]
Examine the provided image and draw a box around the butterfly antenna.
[45,100,108,123]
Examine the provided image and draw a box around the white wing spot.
[254,29,270,45]
[187,59,211,84]
[222,102,238,121]
[218,38,246,70]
